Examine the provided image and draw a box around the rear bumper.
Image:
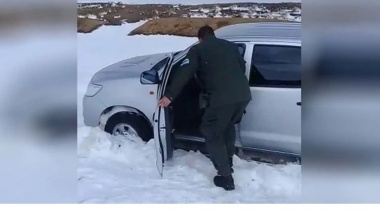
[82,95,106,127]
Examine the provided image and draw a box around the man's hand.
[158,96,172,107]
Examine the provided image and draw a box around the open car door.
[154,53,175,176]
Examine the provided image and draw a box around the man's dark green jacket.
[165,35,252,108]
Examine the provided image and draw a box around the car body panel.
[238,41,301,155]
[83,95,107,127]
[91,52,172,84]
[83,52,173,127]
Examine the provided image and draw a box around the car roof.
[215,22,301,43]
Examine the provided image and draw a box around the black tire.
[104,112,153,142]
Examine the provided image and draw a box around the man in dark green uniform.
[158,25,251,191]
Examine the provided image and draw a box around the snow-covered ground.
[77,22,301,203]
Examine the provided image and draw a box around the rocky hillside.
[78,2,301,33]
[128,17,287,37]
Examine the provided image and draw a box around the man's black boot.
[229,157,234,174]
[213,175,235,191]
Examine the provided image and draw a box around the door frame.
[153,53,175,176]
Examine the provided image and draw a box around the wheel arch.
[99,105,153,131]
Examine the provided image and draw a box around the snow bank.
[78,127,301,203]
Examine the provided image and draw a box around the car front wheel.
[104,113,153,142]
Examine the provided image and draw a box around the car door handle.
[297,102,301,106]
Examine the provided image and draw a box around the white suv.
[83,22,301,173]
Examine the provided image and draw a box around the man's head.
[197,25,215,42]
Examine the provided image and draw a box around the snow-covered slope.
[78,2,302,24]
[78,0,301,4]
[78,1,302,25]
[77,22,301,203]
[184,5,301,21]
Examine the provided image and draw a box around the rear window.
[249,45,301,87]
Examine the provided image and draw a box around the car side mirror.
[140,70,160,84]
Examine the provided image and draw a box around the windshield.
[151,57,169,72]
[150,51,182,72]
[174,41,199,61]
[150,42,198,72]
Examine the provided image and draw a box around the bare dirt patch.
[128,17,287,37]
[78,18,106,33]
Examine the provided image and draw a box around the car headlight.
[85,83,103,97]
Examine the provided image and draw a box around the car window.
[151,57,169,72]
[236,43,246,57]
[151,51,186,73]
[249,45,301,87]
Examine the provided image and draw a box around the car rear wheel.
[104,113,153,142]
